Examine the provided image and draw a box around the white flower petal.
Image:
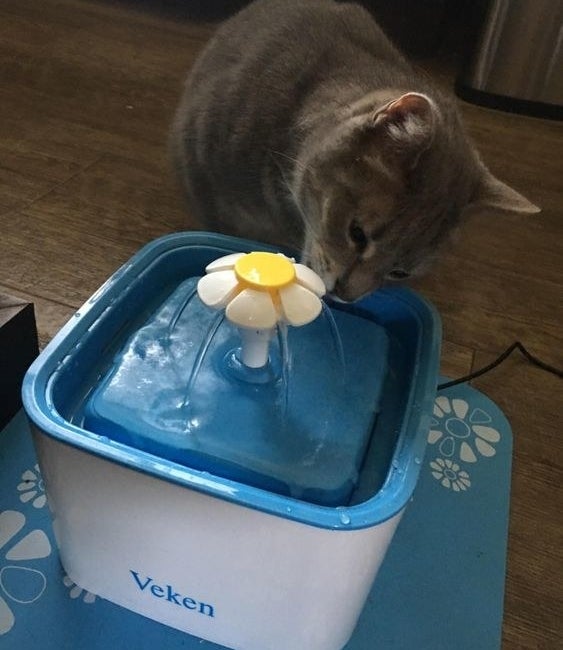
[205,252,244,273]
[435,396,451,414]
[472,425,501,443]
[0,511,25,549]
[452,399,469,419]
[33,494,47,509]
[475,438,496,457]
[197,270,239,308]
[0,596,15,634]
[278,283,322,326]
[22,470,37,481]
[6,529,51,561]
[20,490,37,503]
[226,289,278,329]
[83,591,96,604]
[294,263,326,297]
[428,429,442,444]
[460,441,477,463]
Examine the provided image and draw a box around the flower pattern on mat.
[427,396,501,492]
[429,458,471,492]
[428,396,501,463]
[63,575,97,604]
[17,464,47,509]
[0,510,52,635]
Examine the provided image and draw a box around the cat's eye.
[388,269,411,280]
[348,220,368,252]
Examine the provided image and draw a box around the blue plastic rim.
[22,232,442,530]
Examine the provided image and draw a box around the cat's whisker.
[271,151,320,238]
[283,176,319,236]
[269,149,309,174]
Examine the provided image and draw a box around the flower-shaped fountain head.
[197,252,326,368]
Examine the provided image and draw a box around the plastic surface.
[198,251,325,368]
[198,251,324,328]
[83,277,387,506]
[22,232,441,530]
[234,251,296,289]
[32,429,403,650]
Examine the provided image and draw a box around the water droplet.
[286,507,292,514]
[338,509,351,525]
[74,312,81,318]
[414,457,422,465]
[392,459,399,469]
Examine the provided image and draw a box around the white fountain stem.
[239,327,275,368]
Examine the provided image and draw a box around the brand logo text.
[130,570,215,618]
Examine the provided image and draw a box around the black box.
[0,294,39,429]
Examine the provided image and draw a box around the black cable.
[438,341,563,390]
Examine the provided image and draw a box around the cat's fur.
[172,0,538,301]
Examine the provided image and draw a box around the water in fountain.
[84,277,389,506]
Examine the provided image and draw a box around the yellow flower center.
[234,252,295,291]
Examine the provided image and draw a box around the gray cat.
[171,0,538,301]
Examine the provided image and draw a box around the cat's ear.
[326,93,435,165]
[467,164,540,215]
[372,92,437,153]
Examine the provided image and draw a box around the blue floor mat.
[0,381,512,649]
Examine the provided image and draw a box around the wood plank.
[0,173,54,212]
[440,340,474,380]
[0,0,213,168]
[470,351,563,649]
[21,152,192,239]
[412,253,563,367]
[1,215,138,306]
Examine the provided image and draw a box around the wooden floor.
[1,1,561,647]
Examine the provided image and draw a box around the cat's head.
[294,92,539,301]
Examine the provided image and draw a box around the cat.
[171,0,539,301]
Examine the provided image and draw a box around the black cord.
[438,341,563,390]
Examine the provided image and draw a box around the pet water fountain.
[22,232,441,650]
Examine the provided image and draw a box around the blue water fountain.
[23,232,441,650]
